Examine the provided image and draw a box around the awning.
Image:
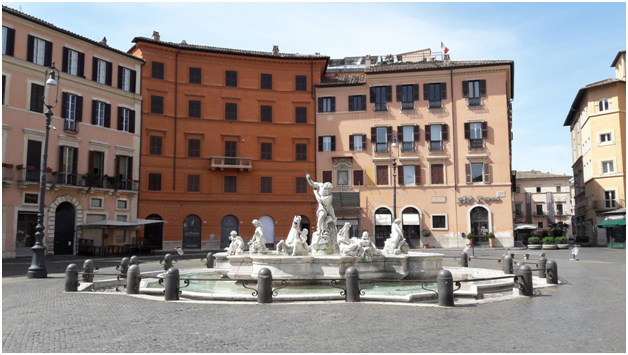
[597,219,626,228]
[402,214,420,225]
[133,219,167,225]
[81,219,167,229]
[514,224,538,230]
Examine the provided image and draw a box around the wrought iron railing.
[592,199,625,210]
[401,101,414,110]
[64,119,78,133]
[428,100,442,109]
[57,172,79,186]
[374,103,388,112]
[429,141,444,151]
[375,142,389,153]
[468,139,484,150]
[401,141,415,152]
[467,97,482,107]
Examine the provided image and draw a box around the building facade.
[129,33,328,251]
[2,6,143,258]
[513,170,573,239]
[564,50,626,245]
[315,54,515,248]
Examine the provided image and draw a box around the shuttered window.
[295,143,307,161]
[188,139,201,158]
[376,165,389,185]
[187,175,200,192]
[295,177,307,194]
[189,100,201,118]
[353,170,364,186]
[319,136,335,152]
[225,103,237,121]
[431,164,444,185]
[63,48,84,77]
[189,67,201,84]
[260,177,273,193]
[149,136,163,156]
[424,83,446,109]
[322,171,332,184]
[260,142,273,161]
[148,173,161,191]
[261,105,272,123]
[295,107,307,124]
[2,27,15,56]
[93,58,112,85]
[295,75,307,91]
[224,176,237,193]
[318,97,335,113]
[226,70,237,87]
[349,95,367,111]
[28,36,51,66]
[261,74,272,90]
[29,83,45,113]
[151,96,164,114]
[2,75,6,105]
[152,61,164,79]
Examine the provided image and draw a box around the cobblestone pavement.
[2,248,625,352]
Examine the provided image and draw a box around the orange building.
[128,33,328,251]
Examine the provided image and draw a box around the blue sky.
[6,2,626,175]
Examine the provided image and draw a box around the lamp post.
[391,140,398,221]
[27,63,60,279]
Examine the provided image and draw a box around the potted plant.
[555,236,569,249]
[527,236,542,250]
[487,232,496,248]
[421,229,431,248]
[84,172,100,187]
[466,233,474,247]
[575,235,590,247]
[542,236,557,250]
[104,174,118,189]
[16,164,24,170]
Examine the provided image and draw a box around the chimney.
[365,55,371,67]
[181,40,187,45]
[100,37,107,46]
[272,45,279,56]
[152,31,160,41]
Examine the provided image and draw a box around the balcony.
[57,172,79,186]
[210,156,253,171]
[429,141,444,151]
[468,139,485,150]
[592,199,625,211]
[428,100,442,109]
[533,212,546,217]
[77,174,139,191]
[401,101,414,110]
[467,97,483,107]
[375,142,389,154]
[64,119,78,133]
[374,103,388,112]
[401,141,415,152]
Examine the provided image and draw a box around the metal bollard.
[257,268,273,304]
[164,267,180,301]
[502,254,513,274]
[537,257,547,278]
[204,252,215,269]
[161,253,174,271]
[65,264,79,292]
[546,260,558,284]
[345,267,360,302]
[82,259,95,282]
[519,264,533,296]
[116,257,130,276]
[437,269,455,307]
[514,262,524,276]
[126,265,141,295]
[129,255,139,265]
[460,252,469,267]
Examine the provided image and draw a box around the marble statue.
[291,229,310,256]
[277,216,306,255]
[225,230,245,255]
[359,231,381,261]
[248,219,268,254]
[306,173,338,254]
[337,222,364,257]
[383,218,409,255]
[310,216,335,255]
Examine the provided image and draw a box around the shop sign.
[458,195,502,205]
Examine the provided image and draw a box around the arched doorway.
[54,202,75,255]
[259,215,275,247]
[182,215,202,249]
[144,214,163,249]
[300,216,311,244]
[221,215,239,249]
[374,207,392,247]
[469,206,490,243]
[402,207,421,247]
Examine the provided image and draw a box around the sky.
[5,2,626,175]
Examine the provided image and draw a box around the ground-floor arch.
[221,215,239,249]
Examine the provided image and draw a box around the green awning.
[597,219,626,228]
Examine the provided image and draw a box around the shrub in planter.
[466,233,474,240]
[527,236,541,245]
[487,232,496,247]
[555,237,567,244]
[542,237,555,245]
[421,230,431,238]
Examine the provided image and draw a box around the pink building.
[315,52,515,248]
[2,7,143,258]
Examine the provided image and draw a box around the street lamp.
[390,139,398,221]
[27,63,60,279]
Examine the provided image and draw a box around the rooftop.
[563,78,626,126]
[515,170,572,180]
[365,59,514,74]
[611,50,626,67]
[316,74,366,87]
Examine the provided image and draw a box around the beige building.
[315,51,515,248]
[564,50,626,245]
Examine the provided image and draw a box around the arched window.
[259,215,275,245]
[182,215,202,249]
[220,215,239,249]
[144,214,164,249]
[374,207,393,247]
[598,99,609,112]
[401,207,421,245]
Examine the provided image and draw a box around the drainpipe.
[450,68,459,239]
[173,45,181,190]
[312,59,317,221]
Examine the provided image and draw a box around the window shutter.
[330,97,335,112]
[127,157,133,180]
[464,123,470,139]
[440,82,447,100]
[398,165,404,185]
[413,125,420,142]
[371,127,377,142]
[91,100,97,125]
[465,164,471,184]
[129,110,135,133]
[58,146,64,173]
[397,126,403,142]
[318,136,323,152]
[349,135,354,151]
[484,163,490,183]
[117,107,123,130]
[104,103,111,128]
[462,81,469,98]
[43,41,53,67]
[480,80,487,97]
[92,57,98,82]
[117,65,123,89]
[61,92,68,119]
[442,124,449,141]
[361,95,367,110]
[425,125,431,141]
[386,86,392,102]
[72,147,78,173]
[318,98,323,113]
[5,28,15,56]
[370,87,376,103]
[386,126,392,142]
[412,84,419,101]
[27,35,34,62]
[396,85,402,102]
[77,52,85,78]
[105,62,113,86]
[423,84,429,100]
[62,47,69,73]
[88,151,94,173]
[482,121,488,139]
[76,96,83,122]
[115,155,120,180]
[415,165,420,185]
[348,96,354,111]
[331,136,336,151]
[130,70,137,93]
[362,134,367,150]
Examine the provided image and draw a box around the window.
[537,222,543,229]
[149,136,163,156]
[296,143,307,161]
[598,99,609,112]
[32,37,47,66]
[152,62,164,79]
[401,126,416,152]
[352,134,363,151]
[556,186,562,192]
[376,165,389,185]
[30,83,45,113]
[428,125,444,151]
[151,96,164,114]
[430,164,444,185]
[295,107,307,124]
[470,163,484,183]
[225,70,237,87]
[375,127,389,153]
[24,193,38,205]
[602,160,615,174]
[556,204,564,215]
[260,177,272,193]
[261,73,272,90]
[224,176,237,193]
[120,67,131,92]
[261,106,272,123]
[95,59,109,84]
[536,186,541,193]
[119,107,130,132]
[516,186,520,193]
[400,85,416,110]
[187,175,200,192]
[466,122,485,149]
[90,151,104,177]
[189,100,201,118]
[515,204,522,215]
[322,171,332,183]
[353,170,364,186]
[349,95,366,111]
[65,49,80,76]
[464,80,485,106]
[224,141,237,161]
[188,139,201,158]
[189,67,201,84]
[432,215,448,230]
[295,75,307,91]
[63,93,78,132]
[425,83,446,109]
[605,190,617,208]
[116,200,128,210]
[536,205,544,216]
[225,103,237,121]
[322,136,332,152]
[148,173,162,191]
[94,101,106,127]
[296,177,307,194]
[90,198,103,208]
[373,86,390,111]
[2,75,6,105]
[403,166,416,185]
[319,97,335,113]
[599,132,613,145]
[260,142,273,161]
[2,27,14,56]
[337,170,349,186]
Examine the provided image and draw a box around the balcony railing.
[64,119,78,133]
[401,141,415,152]
[375,142,389,153]
[429,141,444,151]
[210,156,253,171]
[374,103,388,112]
[467,97,482,107]
[428,100,442,109]
[468,139,485,150]
[533,212,546,217]
[57,172,79,186]
[592,199,625,210]
[401,101,414,110]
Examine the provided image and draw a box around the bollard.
[546,260,558,284]
[514,262,524,276]
[129,255,139,265]
[460,252,469,267]
[161,253,174,271]
[65,264,79,292]
[519,264,533,296]
[502,254,513,274]
[437,269,455,307]
[164,267,180,301]
[537,257,547,279]
[345,267,360,302]
[205,252,215,269]
[116,257,130,276]
[126,265,141,295]
[257,268,273,304]
[82,259,95,282]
